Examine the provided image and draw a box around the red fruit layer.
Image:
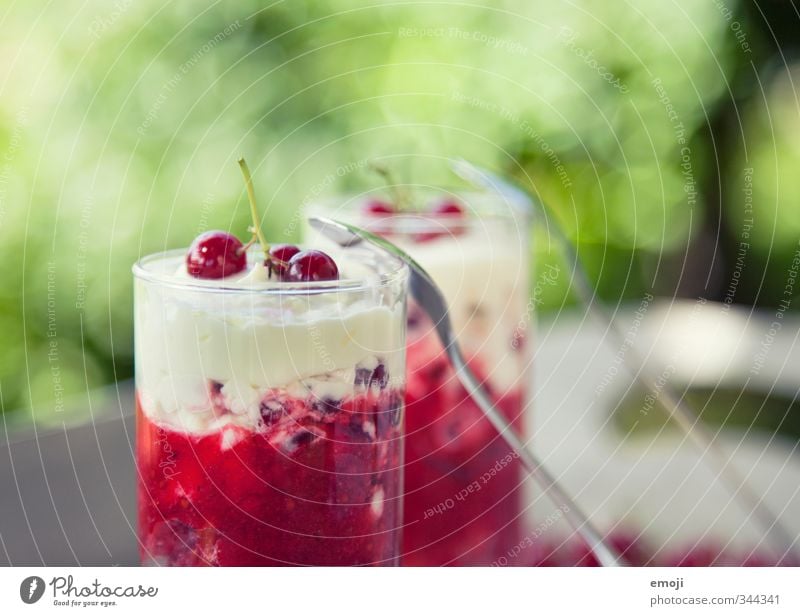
[137,381,403,566]
[402,312,526,565]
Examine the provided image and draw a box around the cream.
[395,225,528,392]
[134,252,405,433]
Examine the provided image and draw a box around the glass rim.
[132,247,409,296]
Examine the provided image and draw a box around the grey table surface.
[0,381,138,566]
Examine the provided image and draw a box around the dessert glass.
[307,192,533,565]
[133,244,408,566]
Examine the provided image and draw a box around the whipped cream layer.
[397,224,528,392]
[134,252,406,433]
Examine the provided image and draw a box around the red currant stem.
[237,157,270,256]
[369,160,410,211]
[238,236,257,255]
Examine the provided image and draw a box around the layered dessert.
[134,160,408,566]
[308,190,532,565]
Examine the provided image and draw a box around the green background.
[1,1,798,424]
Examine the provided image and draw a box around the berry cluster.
[364,197,465,219]
[363,197,466,243]
[185,158,339,282]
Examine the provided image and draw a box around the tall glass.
[307,192,533,565]
[133,245,408,566]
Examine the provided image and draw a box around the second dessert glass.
[307,190,533,565]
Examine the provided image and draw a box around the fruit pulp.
[402,311,525,565]
[137,382,404,566]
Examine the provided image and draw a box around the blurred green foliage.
[0,1,797,422]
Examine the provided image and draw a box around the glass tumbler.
[307,191,533,565]
[133,244,408,565]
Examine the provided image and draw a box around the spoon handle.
[446,342,620,567]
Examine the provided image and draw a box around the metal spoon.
[308,216,621,567]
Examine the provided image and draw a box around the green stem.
[369,160,410,210]
[238,157,270,255]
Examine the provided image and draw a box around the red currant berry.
[186,231,247,279]
[285,250,339,282]
[430,200,465,216]
[363,199,395,216]
[267,243,301,279]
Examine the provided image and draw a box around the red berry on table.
[267,243,301,279]
[285,249,339,282]
[363,199,395,216]
[186,231,247,279]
